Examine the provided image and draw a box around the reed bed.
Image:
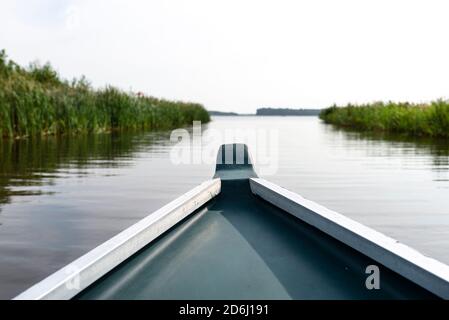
[0,50,210,139]
[319,101,449,138]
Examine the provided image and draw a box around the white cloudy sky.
[1,0,448,113]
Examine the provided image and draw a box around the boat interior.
[76,144,437,300]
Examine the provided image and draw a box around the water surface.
[1,116,449,299]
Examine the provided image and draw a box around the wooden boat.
[14,144,449,300]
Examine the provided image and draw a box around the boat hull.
[14,144,449,300]
[77,179,436,299]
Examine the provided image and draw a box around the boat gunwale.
[250,177,449,299]
[13,178,221,300]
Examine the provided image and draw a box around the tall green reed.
[319,100,449,138]
[0,50,210,139]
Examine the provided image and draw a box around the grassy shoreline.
[319,100,449,138]
[0,50,210,139]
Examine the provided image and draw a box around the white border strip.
[250,178,449,299]
[14,179,221,300]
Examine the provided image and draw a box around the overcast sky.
[1,0,448,113]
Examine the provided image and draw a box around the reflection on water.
[326,125,449,170]
[1,117,449,299]
[321,126,449,190]
[1,134,137,207]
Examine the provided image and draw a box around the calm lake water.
[1,116,449,299]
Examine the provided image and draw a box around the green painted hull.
[77,179,436,299]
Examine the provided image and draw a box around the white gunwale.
[250,177,449,299]
[14,178,221,300]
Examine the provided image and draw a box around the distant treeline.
[208,110,239,116]
[320,101,449,138]
[0,50,210,139]
[257,108,321,116]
